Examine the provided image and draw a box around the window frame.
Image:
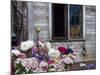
[48,3,85,41]
[68,4,84,40]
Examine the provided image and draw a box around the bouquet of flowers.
[11,40,78,74]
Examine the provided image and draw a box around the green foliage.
[15,62,26,74]
[64,64,68,69]
[15,62,34,74]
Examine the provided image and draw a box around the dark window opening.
[52,3,83,40]
[52,4,67,40]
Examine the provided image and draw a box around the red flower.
[58,47,68,54]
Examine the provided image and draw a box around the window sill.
[49,39,86,42]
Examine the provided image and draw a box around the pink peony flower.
[48,60,54,64]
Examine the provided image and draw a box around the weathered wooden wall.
[28,2,49,41]
[85,5,96,61]
[11,1,28,41]
[28,2,96,62]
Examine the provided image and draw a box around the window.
[52,3,83,40]
[70,5,83,39]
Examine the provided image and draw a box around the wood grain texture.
[28,3,96,62]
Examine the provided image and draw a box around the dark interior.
[53,4,65,37]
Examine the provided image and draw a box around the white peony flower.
[20,42,27,51]
[12,50,21,56]
[20,40,34,51]
[25,40,34,48]
[48,48,61,58]
[56,50,61,57]
[45,42,51,50]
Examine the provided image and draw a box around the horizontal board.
[34,22,48,26]
[32,2,48,7]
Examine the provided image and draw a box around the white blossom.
[45,42,51,50]
[12,50,21,56]
[20,40,34,51]
[48,48,61,58]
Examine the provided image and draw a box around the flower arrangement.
[11,40,78,74]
